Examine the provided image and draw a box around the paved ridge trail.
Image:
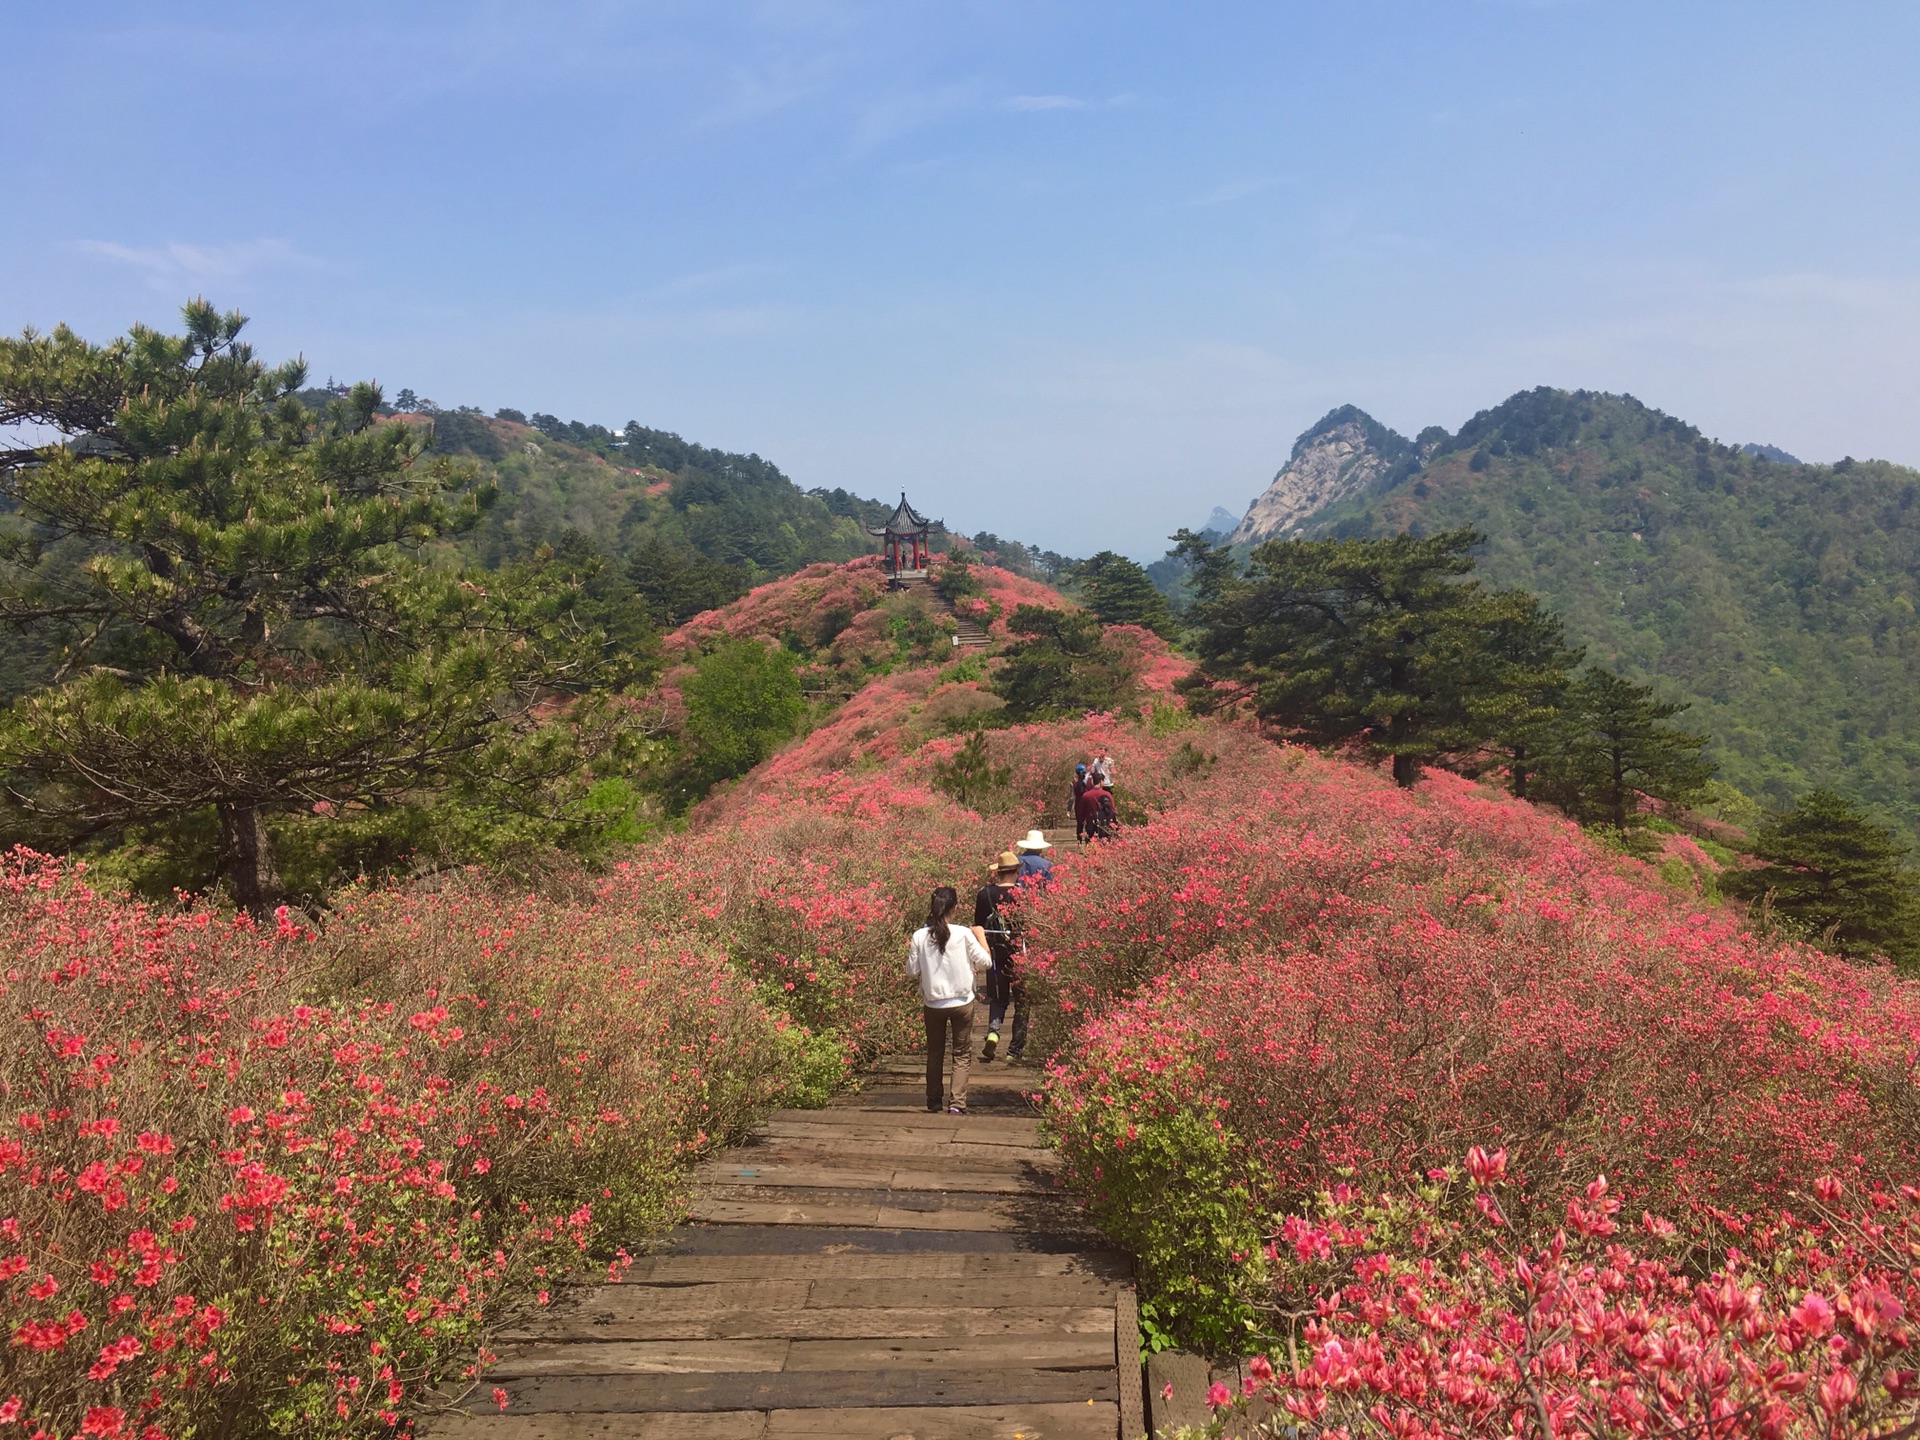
[434,1054,1142,1439]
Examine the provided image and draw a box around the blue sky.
[6,2,1919,558]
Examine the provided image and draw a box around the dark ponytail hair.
[927,885,958,950]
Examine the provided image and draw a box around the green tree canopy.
[1177,528,1575,785]
[1073,551,1175,637]
[933,547,984,604]
[1532,667,1714,831]
[626,534,748,625]
[1727,790,1920,969]
[990,605,1133,721]
[0,300,639,910]
[680,638,802,786]
[1471,593,1584,799]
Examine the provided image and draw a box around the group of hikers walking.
[1071,753,1118,842]
[907,755,1115,1114]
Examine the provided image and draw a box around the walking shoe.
[925,1103,941,1113]
[947,1102,967,1115]
[980,1030,999,1062]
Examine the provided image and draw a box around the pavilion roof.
[865,492,944,537]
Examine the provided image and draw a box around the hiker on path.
[973,851,1028,1063]
[1076,778,1116,841]
[1071,764,1091,841]
[1090,753,1116,786]
[1014,829,1054,886]
[907,885,993,1114]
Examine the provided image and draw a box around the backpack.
[1086,792,1118,839]
[976,884,1021,967]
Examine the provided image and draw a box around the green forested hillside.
[1301,389,1920,832]
[0,402,887,701]
[425,410,880,582]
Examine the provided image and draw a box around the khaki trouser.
[923,1004,974,1111]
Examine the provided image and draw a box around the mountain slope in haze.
[1252,388,1920,831]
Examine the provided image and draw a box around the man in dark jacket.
[1075,781,1116,840]
[971,851,1028,1062]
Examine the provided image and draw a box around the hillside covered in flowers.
[5,555,1919,1439]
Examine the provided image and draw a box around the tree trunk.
[1391,752,1421,788]
[1510,742,1530,800]
[217,803,285,917]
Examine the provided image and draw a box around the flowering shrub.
[663,558,888,657]
[0,855,789,1438]
[1036,749,1920,1352]
[1191,1157,1920,1439]
[617,786,1013,1060]
[1096,623,1193,698]
[660,557,1072,681]
[977,566,1072,638]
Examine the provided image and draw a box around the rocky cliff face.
[1229,406,1414,545]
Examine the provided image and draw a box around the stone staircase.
[893,572,992,650]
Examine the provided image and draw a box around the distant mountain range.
[1226,389,1920,832]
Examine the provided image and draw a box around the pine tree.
[1729,790,1920,968]
[1533,668,1713,831]
[1471,593,1584,799]
[0,301,638,911]
[1073,551,1175,637]
[991,605,1132,720]
[1178,529,1572,785]
[931,730,1015,813]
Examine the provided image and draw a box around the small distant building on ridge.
[866,493,944,582]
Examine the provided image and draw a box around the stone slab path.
[431,1051,1143,1440]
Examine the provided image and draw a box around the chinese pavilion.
[866,493,944,579]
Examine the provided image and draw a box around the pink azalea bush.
[1192,1159,1920,1439]
[1032,744,1920,1355]
[977,565,1072,638]
[0,855,789,1438]
[662,558,888,657]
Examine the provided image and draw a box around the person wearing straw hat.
[972,851,1028,1063]
[1014,830,1053,887]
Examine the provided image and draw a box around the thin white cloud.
[643,262,781,301]
[851,81,981,152]
[691,60,830,131]
[75,238,324,289]
[1006,94,1086,112]
[1195,177,1280,206]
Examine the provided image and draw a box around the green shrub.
[772,1023,853,1109]
[931,731,1016,814]
[1045,1089,1266,1357]
[683,639,804,783]
[1145,698,1195,735]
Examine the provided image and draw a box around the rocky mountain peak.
[1228,405,1414,545]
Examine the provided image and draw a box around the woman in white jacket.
[907,885,993,1114]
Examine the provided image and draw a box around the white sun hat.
[1015,830,1052,852]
